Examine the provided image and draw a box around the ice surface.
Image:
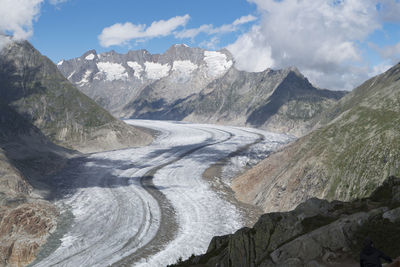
[204,51,233,77]
[144,62,171,80]
[127,61,144,79]
[172,60,198,76]
[97,62,129,81]
[77,70,91,86]
[33,121,291,267]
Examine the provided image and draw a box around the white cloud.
[0,0,43,40]
[227,0,389,90]
[226,25,274,72]
[174,14,257,40]
[48,0,68,5]
[233,15,257,26]
[99,15,190,47]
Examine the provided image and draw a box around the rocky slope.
[233,62,400,213]
[0,39,152,266]
[1,40,152,153]
[58,45,346,137]
[171,176,400,267]
[0,100,69,267]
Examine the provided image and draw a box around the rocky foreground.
[171,176,400,266]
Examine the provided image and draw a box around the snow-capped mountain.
[58,45,346,136]
[58,45,232,114]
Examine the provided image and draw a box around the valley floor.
[30,120,291,267]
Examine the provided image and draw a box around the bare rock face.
[0,202,58,267]
[59,46,346,137]
[171,177,400,267]
[232,62,400,213]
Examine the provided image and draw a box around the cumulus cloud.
[227,0,398,90]
[226,25,274,72]
[0,0,43,40]
[99,15,190,47]
[174,14,257,40]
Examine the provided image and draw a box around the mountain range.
[58,45,346,137]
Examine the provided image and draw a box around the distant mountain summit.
[59,45,346,136]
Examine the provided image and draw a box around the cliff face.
[59,46,346,137]
[172,176,400,267]
[232,63,400,213]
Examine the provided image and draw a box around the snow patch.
[127,61,143,79]
[204,51,233,77]
[85,53,95,60]
[97,62,128,81]
[67,71,75,80]
[174,44,189,48]
[144,62,171,80]
[77,70,92,86]
[172,60,198,76]
[57,60,64,66]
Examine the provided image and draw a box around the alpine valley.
[2,37,400,267]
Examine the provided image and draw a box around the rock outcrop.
[58,45,346,137]
[171,176,400,267]
[232,62,400,213]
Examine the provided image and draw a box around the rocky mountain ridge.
[58,45,346,137]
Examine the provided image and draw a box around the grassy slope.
[233,63,400,211]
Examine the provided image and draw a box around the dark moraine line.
[113,128,234,266]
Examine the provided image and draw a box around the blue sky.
[1,0,400,90]
[30,0,257,62]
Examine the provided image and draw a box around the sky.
[0,0,400,91]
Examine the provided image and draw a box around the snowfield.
[32,120,291,267]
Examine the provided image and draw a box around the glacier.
[32,120,291,267]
